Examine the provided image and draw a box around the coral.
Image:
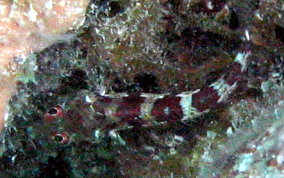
[1,0,284,177]
[198,81,284,177]
[0,0,89,130]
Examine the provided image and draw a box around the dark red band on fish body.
[115,94,145,119]
[225,62,245,85]
[192,87,220,112]
[93,96,114,115]
[151,96,183,123]
[191,61,249,112]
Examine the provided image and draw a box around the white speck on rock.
[234,153,253,172]
[45,0,53,9]
[26,4,38,22]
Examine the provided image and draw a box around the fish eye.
[47,106,63,116]
[52,132,69,144]
[44,106,63,122]
[48,108,59,115]
[54,135,63,142]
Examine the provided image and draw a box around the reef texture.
[1,0,284,177]
[0,0,89,131]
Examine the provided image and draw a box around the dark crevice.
[229,8,239,30]
[275,24,284,43]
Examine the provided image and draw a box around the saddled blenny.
[43,51,269,145]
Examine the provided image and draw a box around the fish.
[43,51,254,144]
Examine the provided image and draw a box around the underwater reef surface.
[0,0,90,131]
[1,0,284,177]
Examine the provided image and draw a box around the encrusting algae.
[0,0,90,131]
